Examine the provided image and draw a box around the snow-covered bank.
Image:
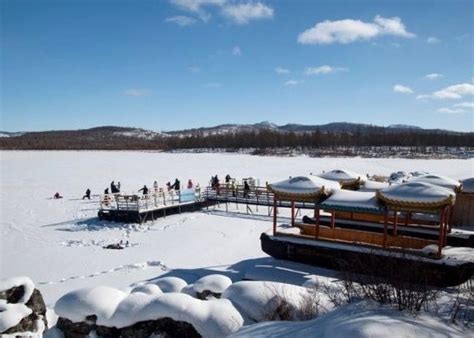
[231,300,468,338]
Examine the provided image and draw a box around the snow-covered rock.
[131,284,163,296]
[152,277,188,293]
[55,286,244,337]
[0,277,47,335]
[193,275,232,295]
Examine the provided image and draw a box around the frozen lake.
[1,151,473,306]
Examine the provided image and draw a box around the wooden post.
[383,212,388,248]
[315,207,320,239]
[437,208,445,259]
[393,210,398,236]
[291,201,295,227]
[444,206,449,246]
[404,211,409,226]
[330,211,335,229]
[273,196,277,235]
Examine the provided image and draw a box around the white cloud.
[188,66,201,73]
[424,73,443,80]
[427,36,441,44]
[454,102,474,109]
[170,0,225,21]
[275,67,290,74]
[164,15,197,26]
[417,83,474,100]
[437,101,474,114]
[222,2,273,24]
[304,65,347,75]
[297,15,414,45]
[232,46,242,56]
[124,88,150,97]
[204,82,222,88]
[284,80,300,86]
[393,84,414,94]
[437,107,465,114]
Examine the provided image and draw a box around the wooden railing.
[100,188,203,211]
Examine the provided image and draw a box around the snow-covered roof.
[320,190,383,213]
[359,180,390,192]
[316,169,364,183]
[461,177,474,193]
[409,174,461,191]
[377,182,455,210]
[268,176,340,199]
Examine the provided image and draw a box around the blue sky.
[1,0,473,132]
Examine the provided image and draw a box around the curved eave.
[376,190,455,212]
[320,204,385,215]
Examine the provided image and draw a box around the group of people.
[138,178,196,196]
[210,174,251,198]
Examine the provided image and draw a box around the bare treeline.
[1,127,473,151]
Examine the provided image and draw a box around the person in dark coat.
[243,181,250,198]
[104,188,109,194]
[138,185,149,195]
[225,174,231,183]
[82,189,91,200]
[111,181,119,194]
[173,178,180,191]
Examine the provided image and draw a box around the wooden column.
[291,201,295,227]
[437,208,445,259]
[273,196,277,235]
[383,212,388,248]
[315,207,320,239]
[444,206,449,246]
[393,210,398,236]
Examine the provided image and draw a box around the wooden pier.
[96,185,473,248]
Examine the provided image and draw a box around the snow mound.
[152,277,187,293]
[55,286,243,337]
[268,176,340,197]
[230,301,468,338]
[410,174,461,191]
[193,275,232,294]
[55,286,128,323]
[0,276,36,333]
[222,281,324,323]
[378,181,455,204]
[317,169,364,183]
[131,284,163,296]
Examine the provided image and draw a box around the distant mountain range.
[0,122,472,151]
[0,122,468,140]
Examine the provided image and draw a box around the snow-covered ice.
[1,151,473,336]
